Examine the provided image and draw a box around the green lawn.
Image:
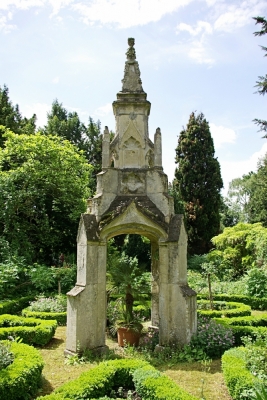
[36,326,232,400]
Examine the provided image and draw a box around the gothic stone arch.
[65,38,197,355]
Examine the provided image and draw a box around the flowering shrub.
[140,327,159,351]
[191,315,235,358]
[28,295,66,313]
[0,341,14,370]
[243,334,267,387]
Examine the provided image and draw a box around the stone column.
[157,240,197,348]
[65,239,108,355]
[151,241,159,327]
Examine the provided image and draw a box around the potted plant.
[107,251,150,347]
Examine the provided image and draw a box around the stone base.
[64,345,109,357]
[154,344,165,353]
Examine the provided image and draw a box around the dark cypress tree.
[175,112,223,255]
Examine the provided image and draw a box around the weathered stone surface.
[65,38,197,355]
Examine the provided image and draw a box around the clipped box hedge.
[0,296,34,315]
[0,314,57,346]
[0,341,44,400]
[37,359,198,400]
[214,315,267,346]
[197,300,251,318]
[222,346,260,400]
[198,293,267,310]
[22,308,67,326]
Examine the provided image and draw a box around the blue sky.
[0,0,266,195]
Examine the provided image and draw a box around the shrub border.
[0,296,34,315]
[0,341,44,399]
[214,315,267,346]
[222,346,259,399]
[198,293,267,310]
[197,300,251,318]
[37,359,198,400]
[0,314,57,346]
[22,308,67,326]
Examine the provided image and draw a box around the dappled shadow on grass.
[35,376,54,398]
[38,336,65,350]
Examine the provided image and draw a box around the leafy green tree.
[0,85,36,146]
[247,155,267,225]
[210,222,267,279]
[42,99,86,147]
[253,16,267,136]
[175,112,223,255]
[42,100,102,193]
[0,128,92,264]
[224,172,255,223]
[220,197,240,228]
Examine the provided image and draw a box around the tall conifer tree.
[175,112,223,254]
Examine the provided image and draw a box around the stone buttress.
[65,38,197,355]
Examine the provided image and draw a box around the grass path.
[36,326,232,400]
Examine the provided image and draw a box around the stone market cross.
[65,38,197,355]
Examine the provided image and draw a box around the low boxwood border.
[0,296,34,315]
[222,346,260,399]
[37,359,198,400]
[197,300,251,318]
[198,293,267,311]
[214,315,267,346]
[22,308,67,326]
[0,341,44,400]
[0,314,57,346]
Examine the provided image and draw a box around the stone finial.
[154,127,162,169]
[121,38,143,92]
[126,37,136,61]
[102,126,110,169]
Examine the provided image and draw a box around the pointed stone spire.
[121,38,144,93]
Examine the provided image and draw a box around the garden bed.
[0,314,57,346]
[0,341,44,399]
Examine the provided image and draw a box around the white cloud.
[52,76,59,84]
[176,21,212,36]
[221,142,267,194]
[72,0,193,28]
[214,0,266,33]
[0,1,45,11]
[210,123,237,149]
[188,39,215,65]
[21,102,50,128]
[94,103,112,117]
[0,14,16,32]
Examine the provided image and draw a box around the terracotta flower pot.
[117,327,141,347]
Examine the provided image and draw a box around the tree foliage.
[210,222,267,279]
[41,100,102,193]
[0,128,92,264]
[253,16,267,136]
[175,112,223,254]
[247,154,267,225]
[0,85,36,147]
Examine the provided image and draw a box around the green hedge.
[222,346,259,399]
[214,315,267,346]
[197,300,251,318]
[37,359,198,400]
[0,314,57,346]
[0,296,34,315]
[198,293,267,310]
[0,341,44,400]
[22,308,67,326]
